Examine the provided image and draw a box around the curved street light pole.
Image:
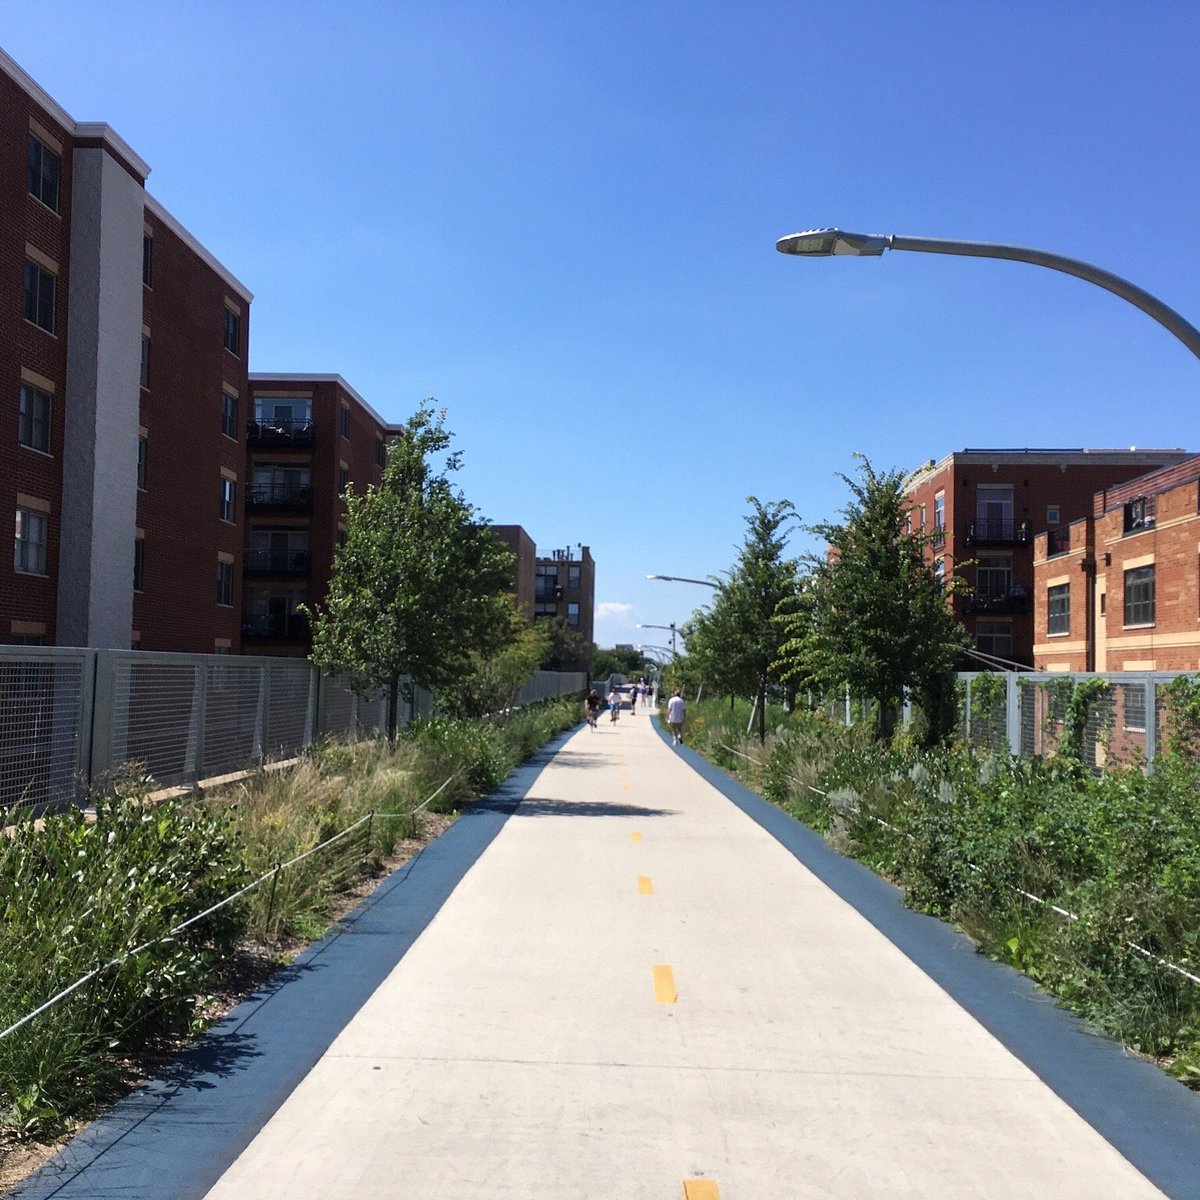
[637,622,679,656]
[775,229,1200,361]
[646,573,720,590]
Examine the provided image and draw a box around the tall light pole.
[646,573,720,590]
[775,228,1200,360]
[637,622,679,657]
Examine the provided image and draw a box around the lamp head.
[776,228,889,257]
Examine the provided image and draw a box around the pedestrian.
[609,687,621,723]
[666,688,686,745]
[629,684,638,716]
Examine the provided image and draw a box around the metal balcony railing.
[965,587,1029,615]
[241,612,310,641]
[246,483,312,509]
[965,519,1030,546]
[247,417,315,446]
[245,550,311,576]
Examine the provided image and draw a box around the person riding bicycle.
[584,689,603,729]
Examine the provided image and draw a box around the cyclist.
[584,689,603,730]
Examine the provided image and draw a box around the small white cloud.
[595,602,635,623]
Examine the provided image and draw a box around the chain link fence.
[0,647,585,815]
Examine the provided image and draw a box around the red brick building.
[904,448,1190,668]
[1032,455,1200,672]
[2,48,252,651]
[242,375,401,654]
[490,525,536,618]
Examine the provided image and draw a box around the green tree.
[436,611,551,719]
[592,645,648,680]
[780,455,968,742]
[308,403,517,737]
[684,497,802,743]
[537,616,592,673]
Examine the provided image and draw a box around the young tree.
[308,403,517,737]
[685,497,802,743]
[537,616,592,673]
[436,611,550,719]
[779,455,969,742]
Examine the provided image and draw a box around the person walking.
[629,685,638,716]
[666,688,686,745]
[609,687,621,723]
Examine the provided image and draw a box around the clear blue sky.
[8,3,1200,648]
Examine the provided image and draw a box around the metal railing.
[965,519,1031,546]
[246,483,312,509]
[245,549,311,575]
[0,648,586,815]
[247,417,315,446]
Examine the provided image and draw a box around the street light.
[637,622,680,656]
[775,228,1200,361]
[645,573,720,590]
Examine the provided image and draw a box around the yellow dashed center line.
[637,875,653,896]
[630,831,642,843]
[682,1181,721,1199]
[652,964,677,1003]
[621,783,632,793]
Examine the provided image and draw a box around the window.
[337,528,347,549]
[534,602,557,618]
[917,504,925,529]
[142,234,153,287]
[1124,565,1155,626]
[219,478,236,523]
[933,557,945,587]
[14,509,47,575]
[975,484,1013,540]
[217,561,234,607]
[535,564,558,600]
[137,436,147,491]
[1123,684,1147,733]
[140,335,150,389]
[27,135,59,211]
[567,602,580,627]
[1123,496,1156,534]
[1046,504,1060,526]
[24,260,55,332]
[250,464,310,505]
[133,538,144,592]
[375,438,385,466]
[243,589,307,638]
[248,529,309,572]
[339,406,350,438]
[221,392,238,439]
[568,564,581,590]
[18,383,51,453]
[933,491,945,529]
[976,555,1012,601]
[338,466,349,495]
[1047,583,1070,635]
[223,307,240,355]
[974,620,1012,662]
[1099,591,1107,617]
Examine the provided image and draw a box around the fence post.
[183,663,207,785]
[1144,675,1158,770]
[307,666,322,747]
[844,684,851,727]
[1006,673,1022,756]
[253,661,269,765]
[71,650,98,806]
[88,650,117,785]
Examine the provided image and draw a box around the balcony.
[965,586,1029,615]
[930,526,946,550]
[245,549,311,577]
[247,417,315,447]
[241,612,310,642]
[1046,525,1072,556]
[246,484,313,511]
[965,519,1030,547]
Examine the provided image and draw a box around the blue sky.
[7,2,1200,647]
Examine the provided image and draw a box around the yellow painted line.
[652,964,677,1003]
[637,875,653,895]
[630,831,642,843]
[682,1181,720,1200]
[621,783,632,793]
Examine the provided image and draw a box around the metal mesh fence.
[112,658,198,788]
[318,676,355,736]
[203,661,263,776]
[0,650,86,811]
[265,661,316,758]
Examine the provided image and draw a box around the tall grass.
[0,696,580,1141]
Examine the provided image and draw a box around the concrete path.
[16,710,1200,1199]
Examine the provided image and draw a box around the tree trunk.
[387,672,400,742]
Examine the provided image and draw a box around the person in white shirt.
[666,689,686,745]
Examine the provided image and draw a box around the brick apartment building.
[242,375,401,655]
[3,48,253,652]
[490,525,536,618]
[904,448,1190,668]
[1032,454,1200,673]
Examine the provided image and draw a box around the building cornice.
[904,447,1191,492]
[144,194,253,303]
[248,373,402,434]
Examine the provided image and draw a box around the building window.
[975,484,1014,541]
[217,560,234,607]
[137,436,147,491]
[1124,565,1155,626]
[568,564,581,590]
[976,554,1012,602]
[340,406,350,438]
[133,538,144,592]
[219,478,236,523]
[223,307,240,355]
[27,135,60,211]
[337,528,347,548]
[375,438,385,466]
[933,557,945,587]
[18,383,51,453]
[1047,583,1070,635]
[24,260,55,333]
[1123,684,1147,732]
[252,397,312,439]
[567,602,580,627]
[534,602,557,618]
[1123,496,1156,534]
[338,466,349,495]
[140,335,150,389]
[14,509,48,575]
[1046,504,1060,526]
[221,392,238,439]
[974,620,1012,663]
[142,234,153,287]
[250,464,311,505]
[1100,591,1107,617]
[535,564,558,600]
